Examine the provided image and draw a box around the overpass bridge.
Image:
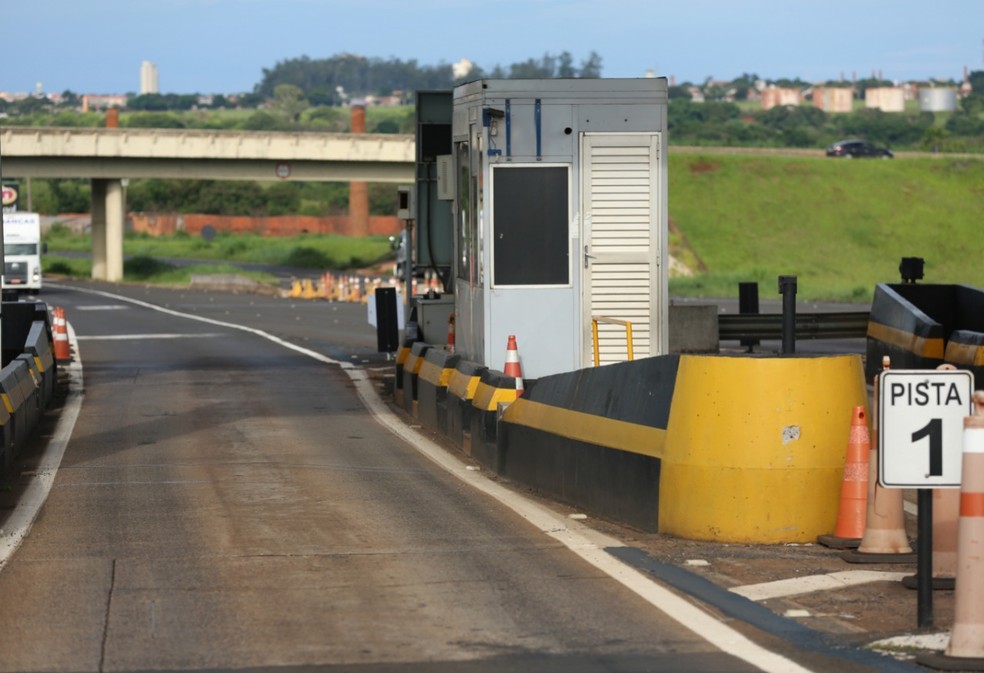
[0,126,416,280]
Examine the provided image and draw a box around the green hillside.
[668,154,984,301]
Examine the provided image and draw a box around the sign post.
[878,368,975,628]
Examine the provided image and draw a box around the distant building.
[140,61,159,95]
[812,87,854,113]
[761,87,802,110]
[81,94,128,112]
[865,87,905,112]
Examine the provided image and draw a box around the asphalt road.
[0,281,791,673]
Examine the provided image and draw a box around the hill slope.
[668,154,984,301]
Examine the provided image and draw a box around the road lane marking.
[77,333,225,341]
[47,284,811,673]
[75,305,130,311]
[731,570,910,602]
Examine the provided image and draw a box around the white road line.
[0,323,84,570]
[730,570,910,602]
[44,285,812,673]
[75,305,130,311]
[77,333,225,341]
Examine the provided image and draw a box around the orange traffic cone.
[52,307,71,361]
[818,406,870,549]
[917,392,984,669]
[504,335,524,396]
[842,362,915,563]
[447,313,455,353]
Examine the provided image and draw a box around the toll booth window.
[491,166,569,287]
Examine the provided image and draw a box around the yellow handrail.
[592,316,634,366]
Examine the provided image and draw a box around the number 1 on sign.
[911,418,943,477]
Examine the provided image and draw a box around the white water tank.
[919,88,957,112]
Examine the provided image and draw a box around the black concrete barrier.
[945,329,984,387]
[468,368,523,472]
[401,342,431,416]
[25,320,56,408]
[497,356,679,531]
[416,348,459,436]
[0,359,31,457]
[867,283,984,385]
[446,359,487,451]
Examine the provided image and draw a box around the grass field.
[667,154,984,301]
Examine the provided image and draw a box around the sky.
[3,0,982,95]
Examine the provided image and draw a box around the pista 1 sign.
[878,369,975,488]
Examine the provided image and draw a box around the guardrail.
[718,312,870,341]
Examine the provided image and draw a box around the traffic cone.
[504,335,524,396]
[52,307,71,361]
[818,406,869,549]
[902,489,959,590]
[917,392,984,669]
[842,365,915,563]
[447,312,455,353]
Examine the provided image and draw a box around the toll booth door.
[580,132,665,367]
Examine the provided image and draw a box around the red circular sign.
[1,185,17,207]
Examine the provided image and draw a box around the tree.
[272,84,307,122]
[579,51,603,78]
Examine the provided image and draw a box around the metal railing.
[592,317,635,366]
[718,312,870,341]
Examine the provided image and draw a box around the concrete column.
[90,179,125,281]
[105,180,125,282]
[91,179,107,280]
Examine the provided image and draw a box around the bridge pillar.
[90,179,125,281]
[91,180,107,280]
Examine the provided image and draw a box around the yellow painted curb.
[659,354,868,543]
[472,381,520,412]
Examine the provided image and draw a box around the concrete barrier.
[945,329,984,385]
[867,283,984,385]
[446,359,487,452]
[25,320,56,408]
[660,354,868,543]
[499,356,678,531]
[416,348,459,436]
[407,348,868,542]
[468,369,523,472]
[401,342,431,417]
[0,359,32,456]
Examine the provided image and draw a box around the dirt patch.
[688,158,720,174]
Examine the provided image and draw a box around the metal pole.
[778,275,797,355]
[738,282,760,352]
[917,489,934,628]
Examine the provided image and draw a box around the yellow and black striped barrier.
[446,359,488,454]
[417,347,459,436]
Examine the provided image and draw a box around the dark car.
[826,139,894,158]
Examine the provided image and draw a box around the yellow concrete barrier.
[659,354,868,543]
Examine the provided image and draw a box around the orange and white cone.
[843,365,915,563]
[919,392,984,669]
[52,307,71,361]
[504,335,524,396]
[948,394,984,657]
[818,405,869,549]
[447,313,455,353]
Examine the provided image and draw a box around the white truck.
[2,212,44,294]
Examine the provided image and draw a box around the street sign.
[878,369,975,488]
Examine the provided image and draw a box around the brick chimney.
[348,103,369,236]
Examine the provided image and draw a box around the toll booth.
[449,78,669,379]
